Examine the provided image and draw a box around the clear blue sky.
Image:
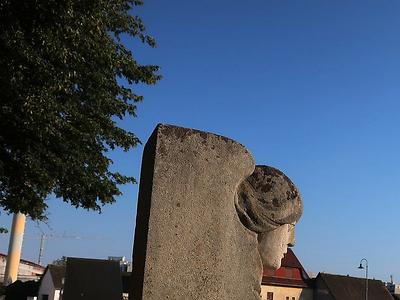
[1,0,400,282]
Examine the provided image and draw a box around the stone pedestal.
[131,124,262,300]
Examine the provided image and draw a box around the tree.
[0,0,160,220]
[51,256,67,266]
[0,212,8,233]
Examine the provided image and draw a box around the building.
[34,257,129,300]
[0,253,45,283]
[386,278,400,299]
[261,249,313,300]
[37,265,65,300]
[62,257,123,300]
[108,256,132,272]
[314,272,393,300]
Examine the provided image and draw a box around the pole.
[38,234,46,265]
[3,213,26,285]
[359,258,368,300]
[365,261,368,300]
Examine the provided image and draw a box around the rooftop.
[317,272,393,300]
[262,248,312,288]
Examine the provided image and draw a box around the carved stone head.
[235,165,303,269]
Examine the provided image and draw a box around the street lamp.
[358,258,368,300]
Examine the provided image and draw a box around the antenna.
[37,234,46,265]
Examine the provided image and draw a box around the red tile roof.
[280,248,306,269]
[262,248,312,288]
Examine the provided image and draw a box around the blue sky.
[1,0,400,282]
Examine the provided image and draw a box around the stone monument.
[131,124,302,300]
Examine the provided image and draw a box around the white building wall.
[0,256,6,279]
[0,255,44,282]
[261,285,313,300]
[395,284,400,295]
[54,289,60,300]
[38,270,58,300]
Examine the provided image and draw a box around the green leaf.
[0,0,160,219]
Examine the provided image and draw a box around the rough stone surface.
[235,165,303,269]
[131,124,261,300]
[235,165,303,234]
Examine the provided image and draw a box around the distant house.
[261,249,313,300]
[37,265,65,300]
[62,257,122,300]
[0,253,45,282]
[386,280,400,299]
[314,272,393,300]
[108,256,131,272]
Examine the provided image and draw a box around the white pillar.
[4,213,26,285]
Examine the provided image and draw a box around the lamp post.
[358,258,368,300]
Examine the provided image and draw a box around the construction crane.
[35,231,107,265]
[1,230,107,266]
[0,215,107,286]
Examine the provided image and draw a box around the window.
[42,295,49,300]
[266,292,273,300]
[286,297,289,300]
[292,297,295,300]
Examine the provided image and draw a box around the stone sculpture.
[235,165,302,270]
[131,124,302,300]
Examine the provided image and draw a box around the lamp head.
[358,263,364,269]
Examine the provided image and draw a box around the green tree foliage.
[0,212,8,233]
[0,0,160,219]
[52,255,68,266]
